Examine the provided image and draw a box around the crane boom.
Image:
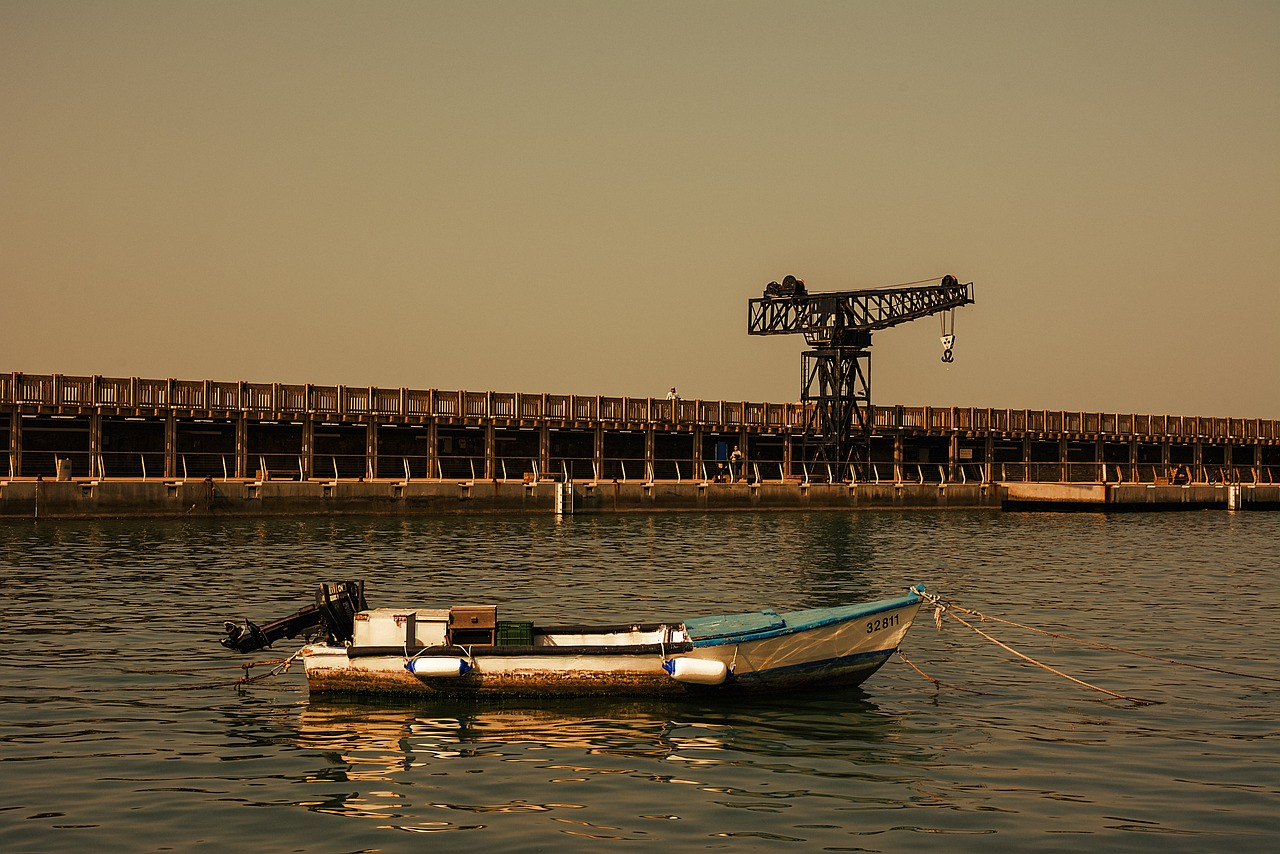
[747,277,974,343]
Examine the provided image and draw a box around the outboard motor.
[221,581,367,654]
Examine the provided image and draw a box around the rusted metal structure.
[2,371,1279,488]
[748,274,975,466]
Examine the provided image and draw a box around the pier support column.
[426,420,438,479]
[8,407,20,478]
[234,413,248,479]
[690,426,701,480]
[164,412,176,479]
[301,418,314,481]
[88,412,101,478]
[539,423,551,480]
[365,422,377,480]
[783,431,793,481]
[484,421,496,480]
[644,425,655,481]
[985,435,994,483]
[594,425,604,482]
[948,432,960,483]
[893,433,903,483]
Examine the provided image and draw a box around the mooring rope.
[896,649,990,695]
[922,592,1279,684]
[232,648,303,688]
[941,608,1160,705]
[109,653,304,692]
[910,591,1162,705]
[125,657,290,675]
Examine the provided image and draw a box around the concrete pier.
[3,371,1278,517]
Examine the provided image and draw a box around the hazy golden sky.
[4,1,1278,417]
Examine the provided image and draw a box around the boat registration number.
[866,613,899,634]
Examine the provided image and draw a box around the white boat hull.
[302,589,922,698]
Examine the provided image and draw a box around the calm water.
[1,510,1277,853]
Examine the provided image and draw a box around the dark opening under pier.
[3,372,1278,517]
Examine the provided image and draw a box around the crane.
[747,274,975,468]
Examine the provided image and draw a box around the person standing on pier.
[730,445,743,482]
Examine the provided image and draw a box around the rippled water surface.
[2,510,1277,852]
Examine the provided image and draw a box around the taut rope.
[924,595,1279,683]
[910,591,1175,705]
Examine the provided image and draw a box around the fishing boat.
[220,581,924,697]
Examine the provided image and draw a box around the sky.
[3,1,1278,418]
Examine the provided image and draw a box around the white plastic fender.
[663,657,728,685]
[406,657,472,678]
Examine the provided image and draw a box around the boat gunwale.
[688,593,922,648]
[344,641,696,659]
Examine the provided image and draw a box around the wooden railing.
[3,371,1277,442]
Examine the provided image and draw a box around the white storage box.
[353,609,417,647]
[411,609,451,647]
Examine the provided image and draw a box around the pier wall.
[1002,482,1280,511]
[0,478,1000,519]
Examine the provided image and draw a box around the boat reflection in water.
[288,693,911,834]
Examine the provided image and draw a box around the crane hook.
[940,308,957,363]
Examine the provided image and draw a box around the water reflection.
[285,691,915,829]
